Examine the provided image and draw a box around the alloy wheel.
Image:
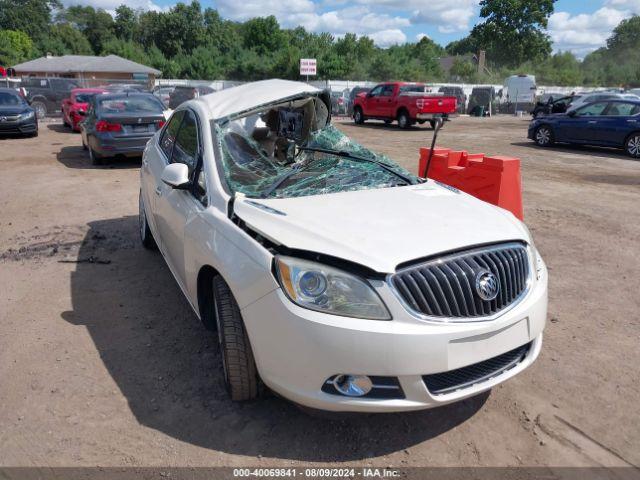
[536,126,551,146]
[626,135,640,158]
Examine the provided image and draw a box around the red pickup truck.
[352,82,457,129]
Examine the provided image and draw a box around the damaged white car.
[139,79,548,412]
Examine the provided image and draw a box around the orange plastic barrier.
[419,147,524,220]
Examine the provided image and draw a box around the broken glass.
[216,123,419,199]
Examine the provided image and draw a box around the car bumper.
[0,119,37,135]
[93,134,154,157]
[241,264,548,412]
[527,126,536,140]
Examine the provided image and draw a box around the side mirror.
[161,163,190,189]
[567,110,577,117]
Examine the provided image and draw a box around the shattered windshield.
[216,97,419,199]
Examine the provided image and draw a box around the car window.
[381,85,395,96]
[576,102,608,116]
[369,86,383,97]
[399,85,425,93]
[171,110,199,175]
[98,96,164,113]
[159,111,184,159]
[604,102,638,116]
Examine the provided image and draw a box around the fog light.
[333,375,373,397]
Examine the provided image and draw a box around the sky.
[66,0,640,58]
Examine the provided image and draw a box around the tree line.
[1,0,639,87]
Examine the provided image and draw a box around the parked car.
[80,92,166,165]
[330,89,349,115]
[347,87,370,116]
[0,88,38,137]
[438,86,467,113]
[22,77,80,119]
[138,79,548,412]
[168,85,215,109]
[152,85,176,107]
[99,83,148,93]
[352,82,457,129]
[528,99,640,157]
[530,95,575,118]
[566,92,636,111]
[61,88,108,132]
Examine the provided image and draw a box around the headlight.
[20,110,35,120]
[275,256,391,320]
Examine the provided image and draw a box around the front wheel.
[213,276,260,401]
[625,133,640,158]
[353,107,365,125]
[534,125,554,147]
[139,191,157,250]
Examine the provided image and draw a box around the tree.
[470,0,555,67]
[62,6,115,54]
[114,5,137,41]
[39,23,93,56]
[450,57,478,82]
[607,15,640,51]
[0,30,34,66]
[0,0,60,42]
[242,16,284,55]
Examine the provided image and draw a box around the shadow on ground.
[56,145,141,169]
[60,215,488,461]
[510,141,634,161]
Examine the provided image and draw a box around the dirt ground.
[0,116,639,469]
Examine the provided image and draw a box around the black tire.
[534,125,554,147]
[213,276,259,401]
[397,110,411,129]
[624,133,640,158]
[428,120,436,129]
[82,139,87,150]
[138,191,157,250]
[353,107,365,124]
[31,101,47,120]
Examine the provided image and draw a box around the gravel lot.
[0,116,639,468]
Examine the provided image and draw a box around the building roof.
[12,55,161,75]
[196,79,321,120]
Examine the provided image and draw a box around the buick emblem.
[475,270,499,301]
[0,116,6,122]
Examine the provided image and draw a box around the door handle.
[155,186,162,196]
[588,121,597,124]
[628,119,637,123]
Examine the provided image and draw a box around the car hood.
[234,182,530,273]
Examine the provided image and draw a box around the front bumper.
[241,263,548,412]
[93,133,154,157]
[0,118,37,135]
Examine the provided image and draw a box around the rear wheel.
[353,107,365,124]
[31,101,47,120]
[89,146,103,166]
[534,125,554,147]
[625,133,640,158]
[213,276,260,401]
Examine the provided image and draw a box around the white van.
[504,74,537,106]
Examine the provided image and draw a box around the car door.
[153,109,202,285]
[554,102,608,143]
[378,84,395,117]
[593,102,639,146]
[363,85,383,116]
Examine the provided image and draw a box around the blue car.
[528,99,640,158]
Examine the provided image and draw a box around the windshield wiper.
[297,146,416,185]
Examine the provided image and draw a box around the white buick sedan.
[139,79,548,412]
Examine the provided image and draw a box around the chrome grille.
[389,243,530,320]
[0,115,20,123]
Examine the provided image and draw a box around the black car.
[168,85,215,109]
[22,77,80,119]
[80,92,166,165]
[530,95,575,118]
[0,88,38,137]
